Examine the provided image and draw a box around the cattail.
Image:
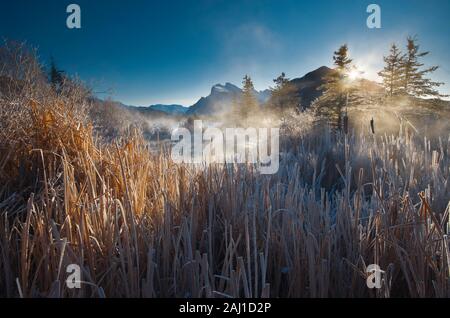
[370,117,375,134]
[343,113,349,135]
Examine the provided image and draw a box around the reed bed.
[0,43,449,298]
[0,94,449,298]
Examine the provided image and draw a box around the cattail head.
[343,113,349,135]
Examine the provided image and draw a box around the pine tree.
[318,44,354,129]
[273,72,289,90]
[269,72,299,113]
[378,44,405,96]
[333,45,353,72]
[49,57,65,91]
[239,75,259,121]
[401,36,446,98]
[320,45,353,99]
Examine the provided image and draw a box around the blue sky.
[1,0,449,106]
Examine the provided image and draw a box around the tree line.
[232,36,446,126]
[316,36,446,130]
[378,36,445,98]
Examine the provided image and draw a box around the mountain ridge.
[123,66,386,116]
[148,104,188,115]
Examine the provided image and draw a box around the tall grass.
[0,43,449,298]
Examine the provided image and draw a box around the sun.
[348,69,360,81]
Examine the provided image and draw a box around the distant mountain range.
[148,104,188,115]
[123,66,383,117]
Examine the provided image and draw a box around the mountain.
[186,66,334,116]
[121,66,384,117]
[187,83,241,116]
[187,82,271,116]
[124,104,170,118]
[257,89,271,103]
[287,66,387,107]
[149,104,188,115]
[289,66,332,107]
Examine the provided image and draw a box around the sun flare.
[348,69,360,81]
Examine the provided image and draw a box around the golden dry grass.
[0,43,449,298]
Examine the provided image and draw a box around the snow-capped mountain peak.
[211,82,241,94]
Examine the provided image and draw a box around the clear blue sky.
[1,0,449,105]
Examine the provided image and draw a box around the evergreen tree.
[378,44,405,96]
[401,36,446,98]
[273,72,289,89]
[49,57,65,91]
[318,44,355,129]
[320,44,353,99]
[239,75,259,121]
[269,72,299,113]
[333,45,353,72]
